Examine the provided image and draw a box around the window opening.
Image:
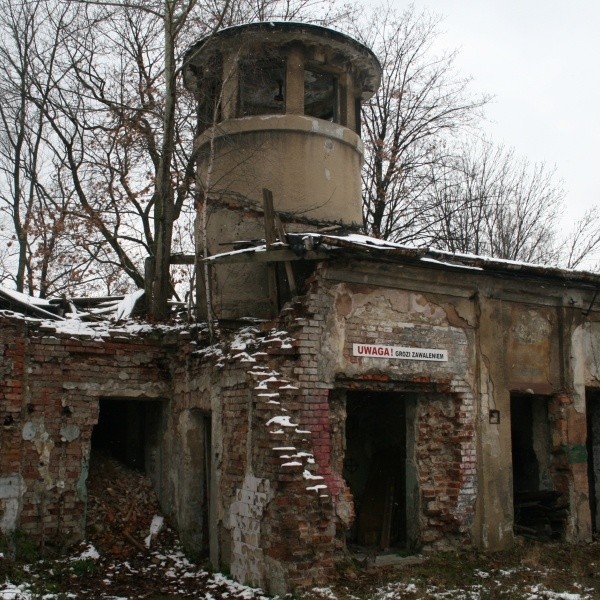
[239,58,286,117]
[304,68,338,121]
[196,58,222,132]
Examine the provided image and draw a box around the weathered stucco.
[1,257,599,594]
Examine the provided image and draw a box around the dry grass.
[312,539,600,599]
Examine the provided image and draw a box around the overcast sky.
[397,0,600,227]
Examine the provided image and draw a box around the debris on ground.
[1,454,598,598]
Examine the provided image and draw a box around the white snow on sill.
[281,461,302,467]
[232,352,256,362]
[266,416,298,428]
[306,484,328,492]
[303,470,324,481]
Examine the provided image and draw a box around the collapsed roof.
[2,232,599,322]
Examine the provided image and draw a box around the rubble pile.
[86,450,173,557]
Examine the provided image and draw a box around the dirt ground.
[1,453,598,599]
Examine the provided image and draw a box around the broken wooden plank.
[169,254,196,265]
[206,247,328,265]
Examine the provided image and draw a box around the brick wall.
[0,314,169,548]
[2,256,597,595]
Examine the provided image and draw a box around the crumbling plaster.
[582,320,600,385]
[2,261,600,595]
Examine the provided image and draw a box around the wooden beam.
[263,188,278,315]
[169,254,195,265]
[206,248,328,264]
[262,189,276,248]
[274,214,297,296]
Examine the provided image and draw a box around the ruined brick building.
[1,22,600,596]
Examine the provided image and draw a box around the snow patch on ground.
[0,582,33,599]
[71,543,100,561]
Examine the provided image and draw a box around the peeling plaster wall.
[0,475,25,534]
[2,259,600,594]
[582,321,600,386]
[310,276,478,551]
[315,262,599,551]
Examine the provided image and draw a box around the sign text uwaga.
[352,343,448,362]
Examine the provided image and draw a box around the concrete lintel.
[62,381,169,398]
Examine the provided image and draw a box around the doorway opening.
[586,389,600,533]
[343,391,416,551]
[186,409,212,557]
[510,393,565,539]
[91,398,164,474]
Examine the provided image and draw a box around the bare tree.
[562,208,600,271]
[424,139,564,264]
[0,0,94,296]
[0,0,49,293]
[351,3,488,242]
[0,0,346,312]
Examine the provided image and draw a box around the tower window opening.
[239,58,286,117]
[304,68,338,122]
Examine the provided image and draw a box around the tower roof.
[183,21,381,101]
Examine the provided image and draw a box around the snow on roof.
[114,289,145,321]
[0,286,156,334]
[0,286,64,320]
[207,231,600,286]
[0,286,53,307]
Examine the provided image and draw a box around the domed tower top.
[183,22,381,319]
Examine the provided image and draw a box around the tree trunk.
[149,0,177,320]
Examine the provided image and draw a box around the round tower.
[183,22,381,318]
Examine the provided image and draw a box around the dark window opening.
[587,390,600,533]
[511,393,565,540]
[239,58,286,117]
[304,68,338,122]
[275,259,318,311]
[195,57,223,132]
[92,398,164,473]
[343,391,414,550]
[355,97,362,135]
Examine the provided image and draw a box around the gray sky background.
[387,0,599,227]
